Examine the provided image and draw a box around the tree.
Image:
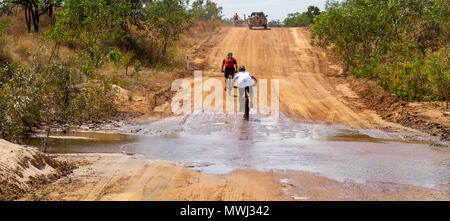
[190,0,223,21]
[311,0,449,102]
[145,0,192,58]
[46,0,137,66]
[8,0,61,32]
[283,6,320,27]
[325,0,340,9]
[283,12,311,27]
[306,6,321,20]
[268,19,283,27]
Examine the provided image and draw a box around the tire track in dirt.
[60,155,288,201]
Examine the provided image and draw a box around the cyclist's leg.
[224,68,230,91]
[225,67,235,92]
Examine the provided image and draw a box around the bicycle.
[234,79,257,121]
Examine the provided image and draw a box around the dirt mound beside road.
[0,139,75,200]
[347,76,450,141]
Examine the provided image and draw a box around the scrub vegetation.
[0,0,224,143]
[311,0,449,103]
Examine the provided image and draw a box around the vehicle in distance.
[247,12,268,30]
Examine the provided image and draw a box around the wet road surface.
[28,113,450,192]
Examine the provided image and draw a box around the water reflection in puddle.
[25,131,138,154]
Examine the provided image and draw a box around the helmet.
[227,52,233,59]
[239,66,246,72]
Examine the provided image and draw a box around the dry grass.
[0,10,37,63]
[172,20,221,66]
[4,7,54,37]
[8,17,27,40]
[0,8,27,40]
[54,46,74,61]
[15,36,35,58]
[0,11,58,66]
[0,8,60,66]
[191,20,221,34]
[0,47,12,63]
[182,21,220,45]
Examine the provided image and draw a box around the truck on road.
[247,12,268,30]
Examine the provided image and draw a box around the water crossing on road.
[27,113,449,191]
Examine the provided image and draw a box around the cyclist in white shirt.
[233,66,257,120]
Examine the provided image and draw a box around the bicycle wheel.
[244,87,250,121]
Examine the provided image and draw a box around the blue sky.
[214,0,328,21]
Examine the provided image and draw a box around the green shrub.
[73,79,116,122]
[190,0,223,21]
[284,6,321,27]
[0,61,117,142]
[284,13,311,27]
[426,49,450,102]
[312,0,449,102]
[0,63,41,142]
[268,20,283,27]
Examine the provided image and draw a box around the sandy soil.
[19,154,449,201]
[0,139,74,200]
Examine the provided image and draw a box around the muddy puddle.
[25,113,450,191]
[24,131,138,154]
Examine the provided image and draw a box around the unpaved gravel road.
[203,27,403,129]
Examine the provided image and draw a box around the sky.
[214,0,328,21]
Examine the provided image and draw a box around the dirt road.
[20,154,448,201]
[19,27,449,201]
[202,27,408,130]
